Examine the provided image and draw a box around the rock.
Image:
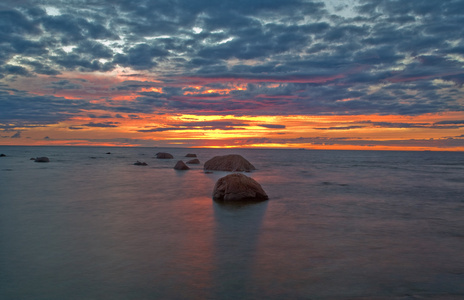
[106,152,111,154]
[156,152,174,159]
[30,158,35,160]
[185,153,197,157]
[34,157,50,163]
[174,160,189,170]
[0,153,6,157]
[134,161,148,166]
[186,158,200,164]
[213,173,268,202]
[204,154,255,172]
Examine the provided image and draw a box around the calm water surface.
[1,146,463,299]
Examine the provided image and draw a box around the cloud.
[0,88,94,129]
[314,125,366,130]
[11,131,21,138]
[257,124,286,129]
[138,120,249,132]
[81,122,120,128]
[114,43,169,70]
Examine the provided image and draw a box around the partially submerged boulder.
[204,154,255,172]
[156,152,174,159]
[174,160,189,170]
[0,153,6,157]
[185,153,197,157]
[34,157,50,163]
[186,158,200,164]
[134,161,148,166]
[213,173,268,202]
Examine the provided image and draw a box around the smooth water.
[1,146,463,300]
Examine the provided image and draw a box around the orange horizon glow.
[3,112,464,152]
[2,72,464,152]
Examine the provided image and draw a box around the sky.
[1,0,464,150]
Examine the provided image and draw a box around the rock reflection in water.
[212,200,268,299]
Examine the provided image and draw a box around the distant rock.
[134,161,148,166]
[174,160,189,170]
[186,158,200,164]
[30,158,35,160]
[0,153,6,157]
[213,173,268,202]
[34,157,50,163]
[106,152,111,154]
[204,154,256,172]
[156,152,174,159]
[185,153,197,157]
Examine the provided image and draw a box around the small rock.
[34,157,50,163]
[185,153,197,157]
[213,173,268,202]
[106,152,111,154]
[186,158,200,164]
[156,152,174,159]
[0,154,6,157]
[174,160,189,170]
[134,161,148,166]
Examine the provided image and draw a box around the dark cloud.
[257,124,286,129]
[48,80,83,90]
[434,120,464,125]
[114,43,169,70]
[314,125,366,130]
[0,88,94,129]
[11,131,21,138]
[88,114,113,119]
[82,122,120,128]
[138,120,249,132]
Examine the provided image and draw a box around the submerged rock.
[0,153,6,157]
[156,152,174,159]
[186,158,200,164]
[213,173,268,202]
[185,153,197,157]
[134,161,148,166]
[34,157,50,163]
[204,154,255,172]
[174,160,189,170]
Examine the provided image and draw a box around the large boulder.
[156,152,173,159]
[34,157,50,163]
[204,154,255,172]
[213,173,268,202]
[174,160,189,170]
[186,158,200,164]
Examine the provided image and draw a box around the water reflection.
[212,200,268,299]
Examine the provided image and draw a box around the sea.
[1,146,463,300]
